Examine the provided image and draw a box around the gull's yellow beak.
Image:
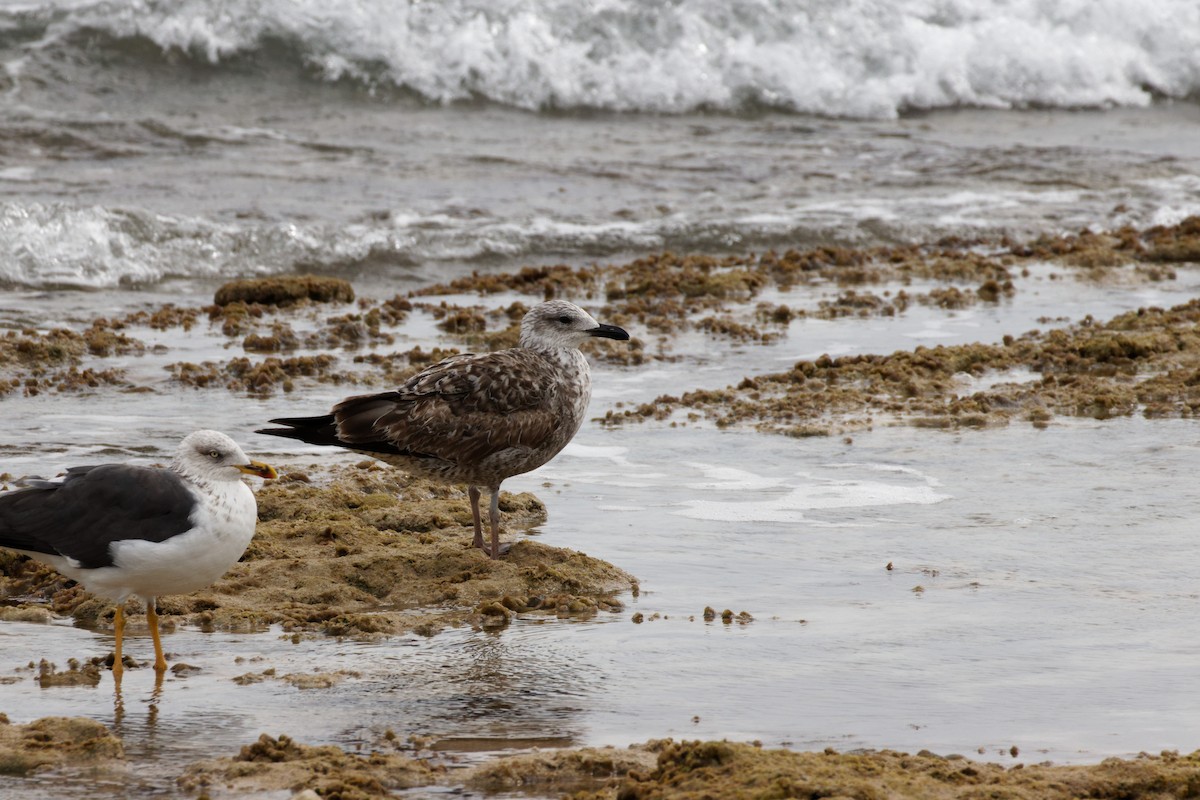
[238,460,278,480]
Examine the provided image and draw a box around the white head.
[518,300,630,351]
[172,430,277,483]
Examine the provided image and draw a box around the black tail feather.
[256,414,346,448]
[265,414,336,428]
[258,411,417,458]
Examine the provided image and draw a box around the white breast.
[85,479,259,601]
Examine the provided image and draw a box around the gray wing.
[0,464,197,569]
[332,349,563,464]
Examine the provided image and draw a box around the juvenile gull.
[0,430,277,677]
[257,300,630,559]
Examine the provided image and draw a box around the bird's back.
[0,464,196,570]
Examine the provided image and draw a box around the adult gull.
[257,299,630,558]
[0,430,277,676]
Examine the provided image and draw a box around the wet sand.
[7,718,1200,799]
[4,219,1200,796]
[0,714,123,776]
[476,740,1200,799]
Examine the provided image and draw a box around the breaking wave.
[6,0,1199,118]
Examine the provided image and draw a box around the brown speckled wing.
[332,350,561,463]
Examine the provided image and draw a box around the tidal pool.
[4,416,1200,799]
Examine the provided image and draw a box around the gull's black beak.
[588,323,630,341]
[238,460,278,480]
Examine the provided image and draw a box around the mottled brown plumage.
[258,300,630,557]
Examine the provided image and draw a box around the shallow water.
[0,257,1198,471]
[533,419,1200,760]
[3,260,1200,794]
[6,414,1200,797]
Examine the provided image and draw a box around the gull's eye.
[209,450,221,459]
[557,315,572,324]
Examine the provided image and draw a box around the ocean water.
[2,0,1200,290]
[2,1,1200,794]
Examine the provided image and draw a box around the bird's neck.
[529,345,590,375]
[172,465,234,494]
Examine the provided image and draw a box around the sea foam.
[17,0,1200,118]
[0,202,289,288]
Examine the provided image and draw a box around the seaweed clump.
[601,297,1200,436]
[0,327,136,396]
[177,733,438,798]
[168,354,340,394]
[176,737,1200,800]
[0,463,634,641]
[0,716,123,776]
[213,275,355,307]
[610,740,1200,800]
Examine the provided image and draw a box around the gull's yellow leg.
[112,605,125,678]
[146,597,168,673]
